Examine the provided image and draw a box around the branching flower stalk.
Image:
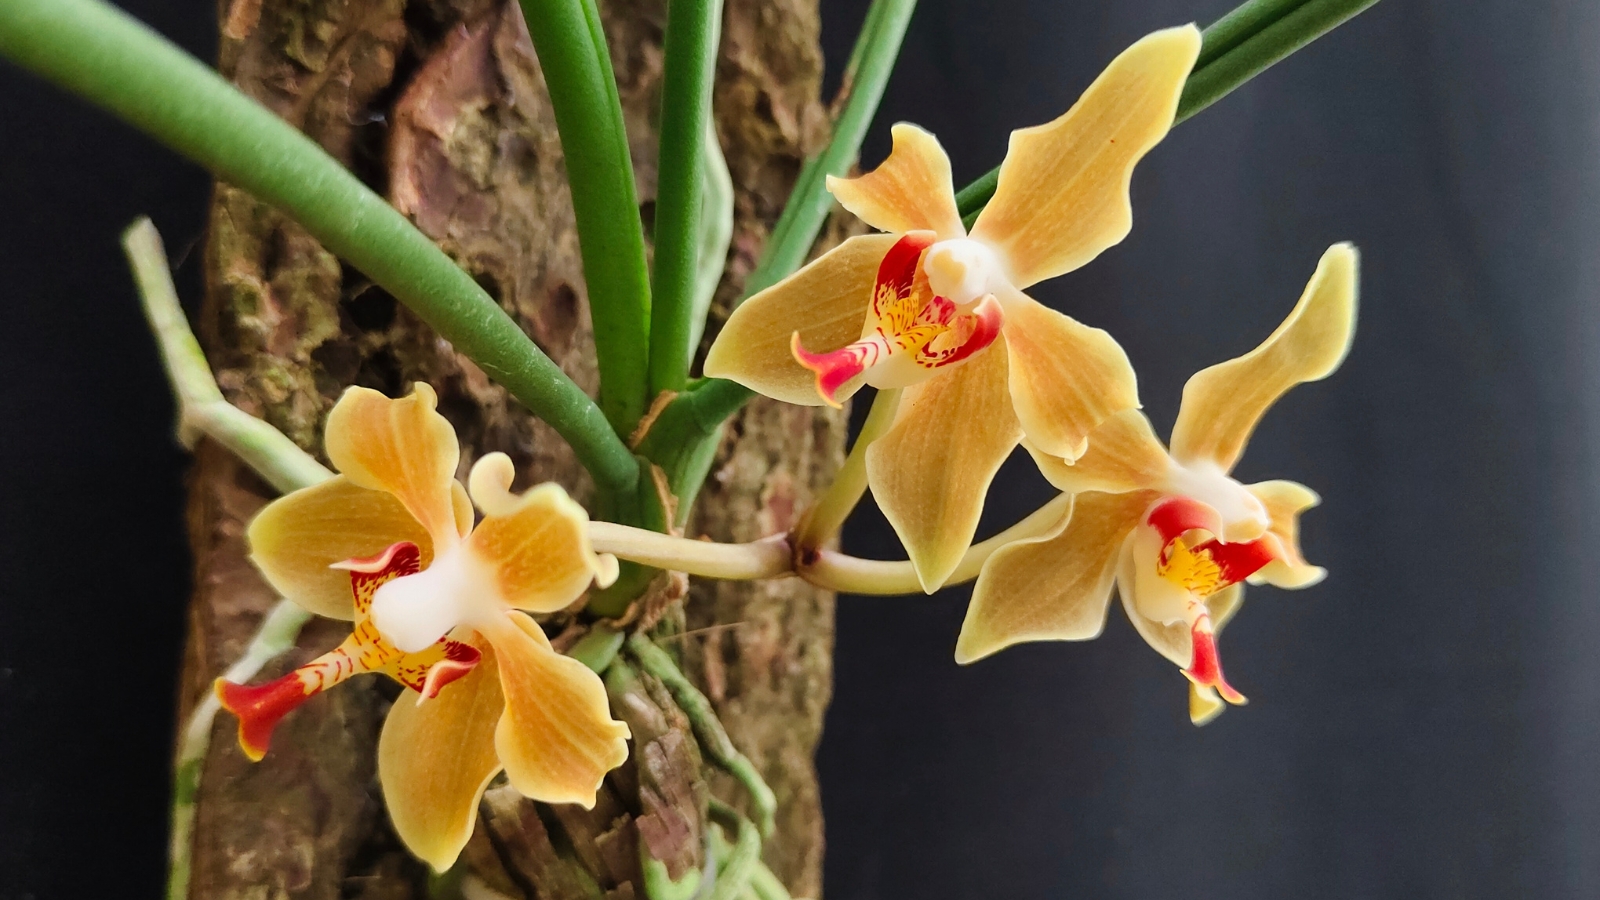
[5,0,1385,889]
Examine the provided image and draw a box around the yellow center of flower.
[1156,536,1228,598]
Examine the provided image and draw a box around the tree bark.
[178,0,845,896]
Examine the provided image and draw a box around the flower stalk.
[794,388,902,551]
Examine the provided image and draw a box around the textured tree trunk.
[176,0,845,896]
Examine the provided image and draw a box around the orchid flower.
[215,383,631,870]
[704,26,1202,590]
[956,244,1357,725]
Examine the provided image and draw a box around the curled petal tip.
[1183,618,1247,709]
[789,332,858,409]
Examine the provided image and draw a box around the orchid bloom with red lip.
[705,26,1202,590]
[216,383,631,871]
[956,244,1357,724]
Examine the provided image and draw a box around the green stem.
[634,0,917,507]
[743,0,918,297]
[649,0,726,396]
[955,0,1383,222]
[125,218,333,494]
[516,0,655,433]
[794,388,900,551]
[167,599,313,900]
[0,0,639,494]
[687,118,736,355]
[626,633,778,837]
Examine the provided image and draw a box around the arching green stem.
[0,0,640,494]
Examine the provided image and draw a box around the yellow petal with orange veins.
[826,123,965,239]
[465,458,607,613]
[1246,480,1327,589]
[378,634,504,872]
[325,383,463,550]
[247,475,437,620]
[482,612,630,807]
[956,490,1154,663]
[1000,288,1139,461]
[1170,243,1359,471]
[969,26,1201,288]
[866,340,1021,592]
[703,234,900,406]
[1025,409,1171,495]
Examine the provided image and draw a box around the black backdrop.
[5,1,1598,897]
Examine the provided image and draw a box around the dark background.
[3,0,1596,897]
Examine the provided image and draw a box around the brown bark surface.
[179,0,845,896]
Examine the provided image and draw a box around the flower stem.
[800,493,1071,595]
[632,0,918,504]
[794,388,902,551]
[588,523,792,581]
[0,0,639,495]
[954,0,1383,222]
[515,0,654,433]
[167,599,312,900]
[125,218,333,494]
[649,0,726,396]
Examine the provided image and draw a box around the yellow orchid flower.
[705,26,1202,590]
[956,244,1358,725]
[214,383,631,871]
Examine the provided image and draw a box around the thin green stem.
[795,388,901,550]
[649,0,725,396]
[168,599,313,900]
[566,624,626,673]
[626,633,778,837]
[0,0,639,494]
[954,0,1383,222]
[634,0,917,509]
[516,0,655,433]
[688,119,736,355]
[126,218,333,494]
[743,0,918,297]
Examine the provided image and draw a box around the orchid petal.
[1170,243,1359,470]
[324,383,464,549]
[1120,543,1250,670]
[1246,480,1327,589]
[465,456,608,613]
[866,339,1021,592]
[379,634,505,873]
[1000,288,1139,461]
[957,490,1155,663]
[969,26,1201,288]
[481,612,631,807]
[248,476,463,620]
[703,234,901,405]
[826,123,965,239]
[1024,409,1170,495]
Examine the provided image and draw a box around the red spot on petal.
[874,231,937,305]
[214,675,313,762]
